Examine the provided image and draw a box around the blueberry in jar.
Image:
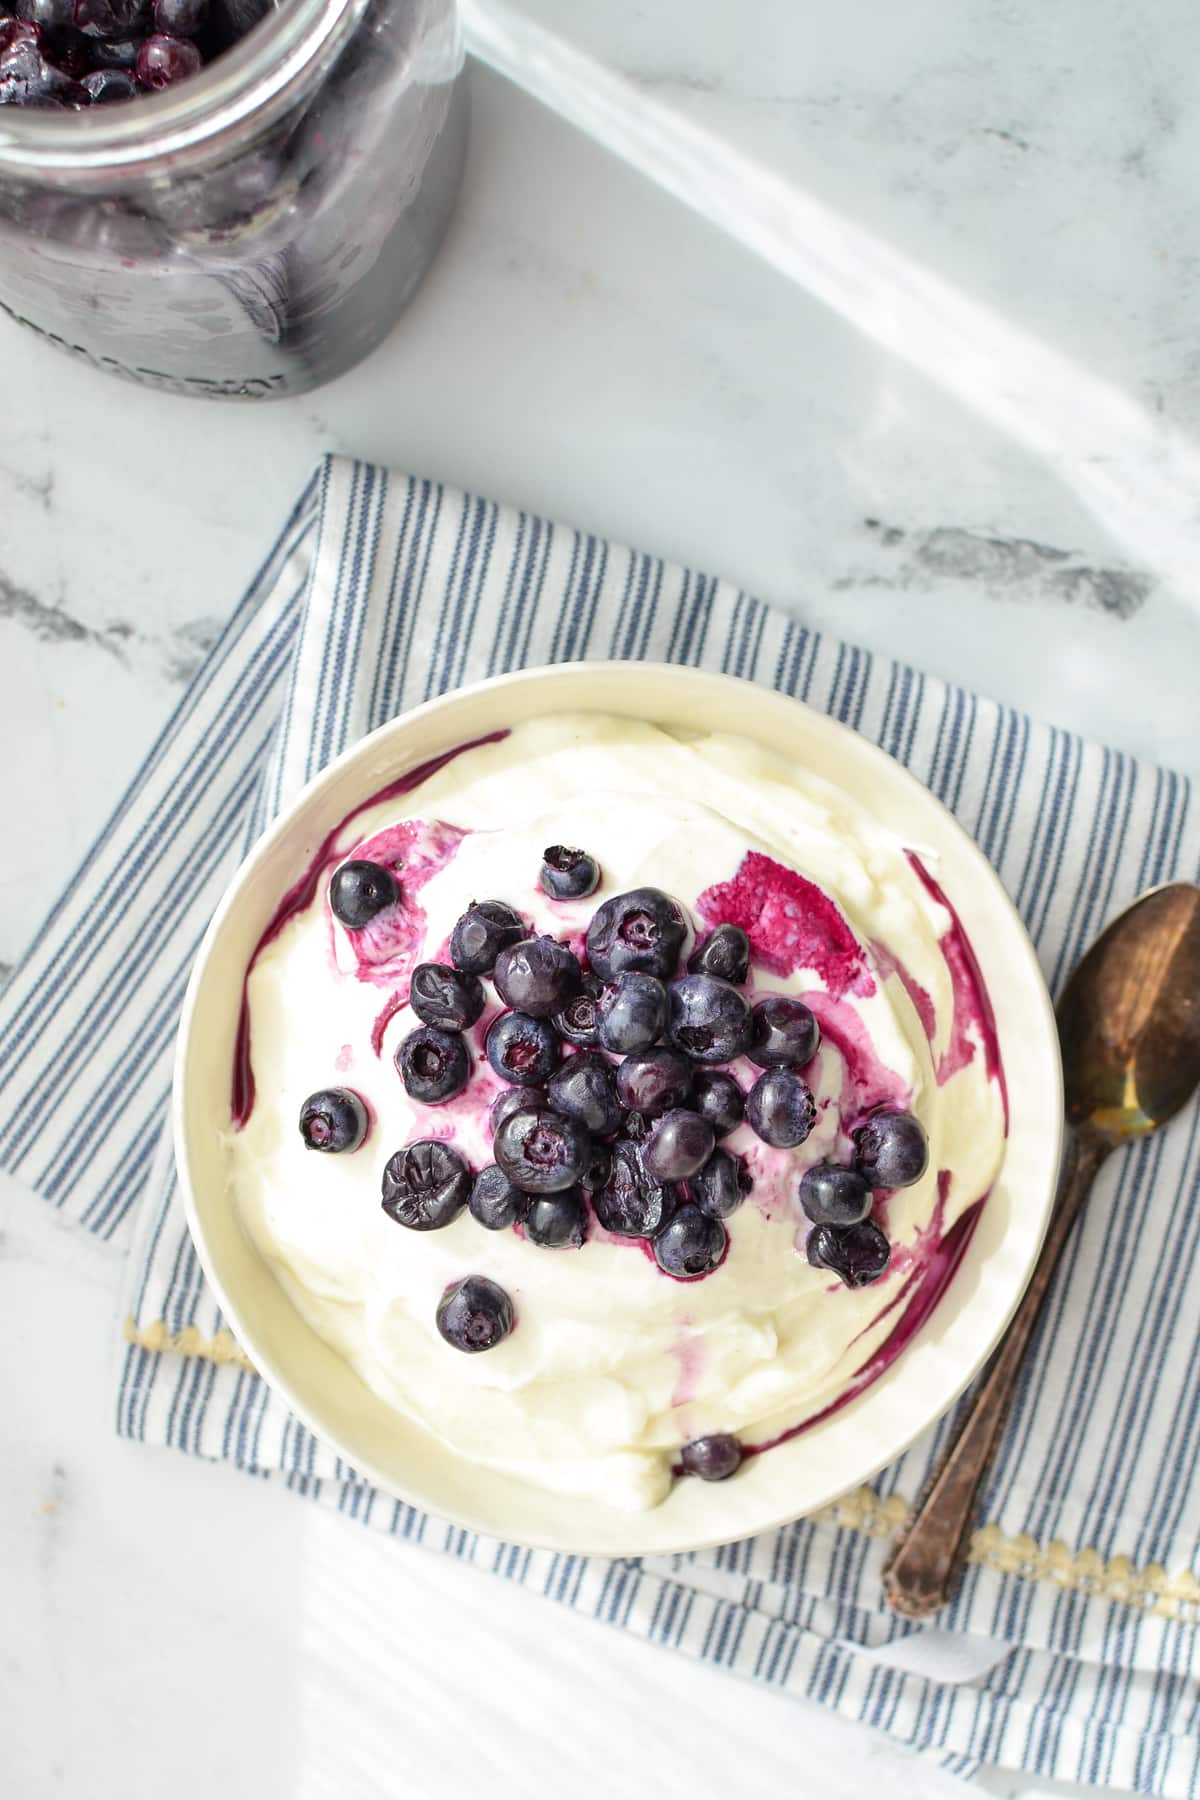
[136,32,202,89]
[539,844,600,901]
[450,900,524,976]
[653,1204,727,1279]
[436,1276,515,1353]
[745,1068,816,1149]
[396,1025,469,1104]
[16,0,72,29]
[381,1141,471,1230]
[687,923,751,986]
[409,961,485,1033]
[806,1219,891,1288]
[748,995,820,1069]
[298,1087,368,1153]
[329,859,398,929]
[493,1104,591,1194]
[485,1012,561,1086]
[493,935,581,1019]
[81,65,137,98]
[153,0,206,32]
[798,1164,871,1227]
[586,887,688,982]
[667,974,752,1064]
[853,1110,929,1189]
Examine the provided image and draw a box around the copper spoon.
[882,881,1200,1620]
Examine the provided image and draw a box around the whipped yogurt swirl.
[227,716,1007,1510]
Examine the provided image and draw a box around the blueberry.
[643,1109,715,1182]
[592,1139,676,1238]
[450,900,524,975]
[15,0,72,29]
[581,1142,612,1193]
[547,1051,623,1137]
[80,63,134,96]
[298,1087,368,1153]
[41,22,88,72]
[485,1012,561,1086]
[468,1164,526,1231]
[493,1105,591,1194]
[798,1165,871,1227]
[748,996,820,1068]
[691,1069,744,1137]
[653,1205,727,1279]
[491,1084,547,1132]
[436,1275,515,1352]
[806,1219,891,1287]
[688,924,750,985]
[539,844,600,900]
[86,32,138,63]
[586,887,688,982]
[615,1047,693,1118]
[329,859,398,929]
[691,1148,751,1219]
[667,974,752,1064]
[153,0,205,31]
[597,971,668,1055]
[494,935,582,1018]
[523,1188,587,1248]
[407,961,485,1032]
[854,1111,929,1189]
[72,0,149,34]
[622,1108,650,1142]
[381,1141,471,1230]
[396,1026,469,1104]
[134,31,201,85]
[746,1068,816,1148]
[553,976,603,1047]
[0,23,69,102]
[680,1434,743,1481]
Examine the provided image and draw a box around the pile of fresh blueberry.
[0,0,264,109]
[300,846,931,1401]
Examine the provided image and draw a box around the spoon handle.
[881,1130,1110,1619]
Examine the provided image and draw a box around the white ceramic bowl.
[175,662,1062,1555]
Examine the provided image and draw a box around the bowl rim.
[174,660,1064,1555]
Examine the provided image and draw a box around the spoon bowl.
[1057,883,1200,1143]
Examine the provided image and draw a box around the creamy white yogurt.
[228,716,1006,1510]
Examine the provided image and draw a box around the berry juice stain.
[869,938,937,1043]
[906,852,1008,1129]
[231,731,507,1127]
[697,850,874,999]
[670,1327,704,1408]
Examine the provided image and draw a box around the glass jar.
[0,0,467,398]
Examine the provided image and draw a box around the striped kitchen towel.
[1,455,1197,1797]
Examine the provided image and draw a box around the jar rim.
[0,0,367,177]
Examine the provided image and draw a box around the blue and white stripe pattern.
[2,456,1198,1796]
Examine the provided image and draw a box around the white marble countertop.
[3,5,1196,1794]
